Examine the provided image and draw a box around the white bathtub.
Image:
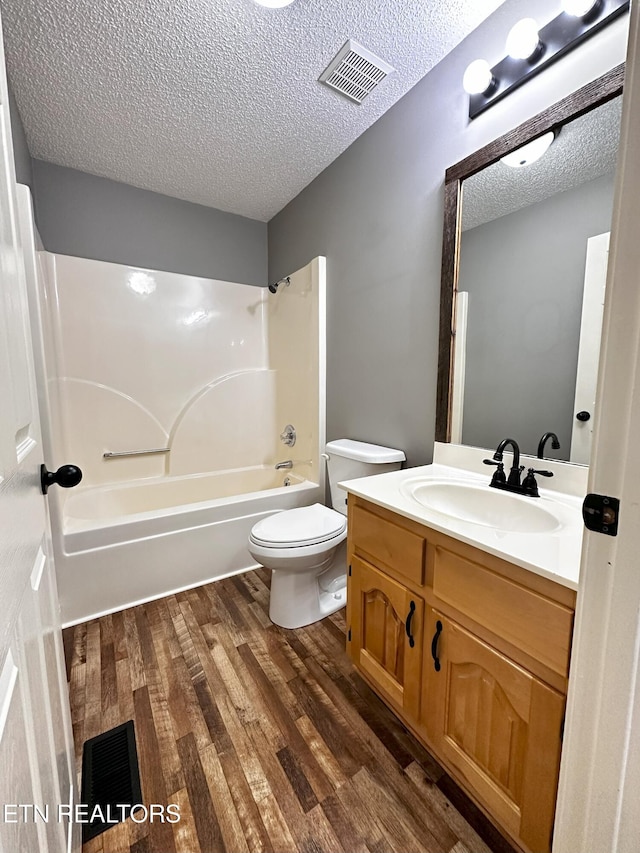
[55,466,321,625]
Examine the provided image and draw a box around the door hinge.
[582,493,620,536]
[348,564,352,576]
[347,628,351,642]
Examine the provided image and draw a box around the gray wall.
[460,173,615,458]
[268,0,628,466]
[7,80,33,187]
[31,160,267,286]
[6,76,266,287]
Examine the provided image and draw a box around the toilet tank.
[325,439,405,515]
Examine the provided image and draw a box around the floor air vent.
[80,720,143,842]
[319,39,395,104]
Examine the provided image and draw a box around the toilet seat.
[250,503,346,549]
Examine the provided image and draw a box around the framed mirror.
[435,64,624,465]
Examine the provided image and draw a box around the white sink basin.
[399,479,561,533]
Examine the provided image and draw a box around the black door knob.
[576,411,591,422]
[41,464,83,494]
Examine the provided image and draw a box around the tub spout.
[275,460,293,470]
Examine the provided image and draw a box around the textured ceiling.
[1,0,505,221]
[462,96,622,231]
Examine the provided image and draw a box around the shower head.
[268,276,290,294]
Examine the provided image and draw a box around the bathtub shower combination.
[19,192,326,625]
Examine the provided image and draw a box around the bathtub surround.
[47,255,272,486]
[267,0,628,467]
[20,206,326,621]
[53,256,324,623]
[269,258,325,491]
[30,160,267,286]
[41,254,325,489]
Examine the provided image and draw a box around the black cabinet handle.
[431,620,443,672]
[576,410,591,422]
[405,601,416,648]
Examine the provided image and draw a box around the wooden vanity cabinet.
[349,557,424,719]
[424,609,565,853]
[346,495,576,853]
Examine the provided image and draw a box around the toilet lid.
[250,503,346,548]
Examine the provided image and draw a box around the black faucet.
[493,438,523,487]
[537,431,561,459]
[483,437,554,497]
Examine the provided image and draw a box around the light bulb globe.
[463,60,494,95]
[506,18,541,60]
[500,131,556,168]
[562,0,599,16]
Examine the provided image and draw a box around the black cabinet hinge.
[348,628,351,642]
[348,564,352,577]
[582,493,620,536]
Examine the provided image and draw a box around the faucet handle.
[280,424,296,447]
[521,467,554,497]
[483,459,507,486]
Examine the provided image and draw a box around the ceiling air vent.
[319,39,395,104]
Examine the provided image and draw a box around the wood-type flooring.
[63,569,516,853]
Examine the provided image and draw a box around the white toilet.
[248,439,405,629]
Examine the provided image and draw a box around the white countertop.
[339,462,584,590]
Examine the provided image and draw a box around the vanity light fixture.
[464,0,629,119]
[500,131,556,168]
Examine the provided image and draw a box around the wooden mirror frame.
[435,63,625,443]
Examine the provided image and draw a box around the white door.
[450,291,468,444]
[0,8,78,853]
[570,231,609,465]
[553,2,640,850]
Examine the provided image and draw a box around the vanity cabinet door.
[423,609,564,853]
[349,556,423,720]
